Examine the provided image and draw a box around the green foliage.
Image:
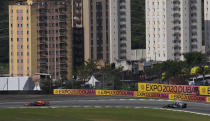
[131,0,145,49]
[145,52,209,84]
[0,0,9,63]
[75,60,123,89]
[0,63,9,74]
[75,60,98,82]
[145,60,184,80]
[183,52,207,67]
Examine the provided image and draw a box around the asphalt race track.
[0,95,210,114]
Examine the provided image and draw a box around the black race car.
[163,102,187,109]
[25,100,50,106]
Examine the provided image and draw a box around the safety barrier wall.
[96,90,134,96]
[53,89,96,95]
[134,92,169,99]
[199,86,210,96]
[138,83,199,95]
[169,94,206,102]
[53,83,210,103]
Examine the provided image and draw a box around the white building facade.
[146,0,202,62]
[205,0,210,53]
[110,0,131,63]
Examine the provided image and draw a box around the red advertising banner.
[169,94,206,102]
[134,91,169,99]
[96,90,134,96]
[54,89,96,95]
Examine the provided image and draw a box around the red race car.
[25,100,50,106]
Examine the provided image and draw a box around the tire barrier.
[53,83,210,103]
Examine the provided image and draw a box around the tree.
[145,60,186,84]
[75,60,98,82]
[197,66,210,85]
[184,52,208,85]
[183,52,207,68]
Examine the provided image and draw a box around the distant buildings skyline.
[9,0,73,80]
[146,0,202,62]
[9,0,210,79]
[9,0,133,79]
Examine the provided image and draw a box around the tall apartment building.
[9,1,38,77]
[205,0,210,53]
[110,0,131,63]
[83,0,110,63]
[9,0,73,80]
[146,0,202,61]
[83,0,131,64]
[72,0,84,69]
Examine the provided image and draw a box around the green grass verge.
[0,108,209,121]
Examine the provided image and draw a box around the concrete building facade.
[146,0,202,62]
[9,0,73,80]
[72,0,84,70]
[83,0,131,64]
[9,2,38,77]
[205,0,210,53]
[110,0,131,63]
[83,0,110,63]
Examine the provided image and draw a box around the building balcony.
[174,45,181,50]
[173,6,180,11]
[191,44,197,49]
[191,39,197,43]
[173,32,181,37]
[173,39,181,43]
[173,26,181,31]
[173,13,181,18]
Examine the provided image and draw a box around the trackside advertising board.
[169,94,206,102]
[138,83,199,95]
[134,92,169,99]
[53,89,96,95]
[96,90,134,96]
[199,86,210,96]
[206,97,210,103]
[53,89,210,103]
